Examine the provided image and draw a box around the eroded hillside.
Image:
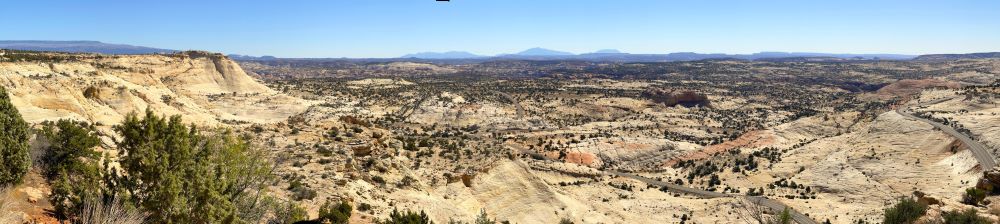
[0,50,310,127]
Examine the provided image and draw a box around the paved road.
[610,171,818,224]
[896,97,997,170]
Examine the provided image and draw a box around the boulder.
[978,169,1000,193]
[351,144,372,157]
[914,191,943,206]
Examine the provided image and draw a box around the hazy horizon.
[0,40,948,58]
[2,0,998,58]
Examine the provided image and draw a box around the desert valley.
[0,48,999,223]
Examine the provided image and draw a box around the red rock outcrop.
[642,88,710,107]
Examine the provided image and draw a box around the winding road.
[896,97,997,170]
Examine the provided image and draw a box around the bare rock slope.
[0,50,309,126]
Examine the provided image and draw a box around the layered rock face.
[0,50,308,126]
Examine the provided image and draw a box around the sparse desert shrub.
[474,209,496,224]
[328,127,339,137]
[77,196,147,224]
[379,209,431,224]
[734,197,792,224]
[317,200,352,224]
[558,217,574,224]
[267,199,307,224]
[0,86,31,186]
[398,176,416,188]
[317,146,334,157]
[962,188,987,205]
[83,86,101,99]
[883,197,927,224]
[372,175,386,185]
[418,138,433,147]
[251,124,265,134]
[159,94,173,104]
[403,138,418,151]
[288,177,317,201]
[942,208,990,224]
[774,208,792,224]
[358,203,372,212]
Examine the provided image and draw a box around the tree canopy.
[0,85,30,186]
[111,110,273,223]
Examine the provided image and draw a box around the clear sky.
[1,0,998,58]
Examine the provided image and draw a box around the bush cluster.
[882,197,926,224]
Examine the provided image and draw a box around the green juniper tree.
[40,119,105,219]
[111,110,274,223]
[0,86,30,186]
[962,188,987,206]
[40,120,101,179]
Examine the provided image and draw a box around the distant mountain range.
[0,40,176,54]
[591,49,622,54]
[227,54,278,60]
[401,48,919,61]
[508,47,574,56]
[4,40,998,62]
[401,51,485,59]
[912,52,1000,61]
[403,48,622,59]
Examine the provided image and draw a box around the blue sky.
[1,0,998,58]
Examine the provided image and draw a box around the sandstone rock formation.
[642,88,710,107]
[0,50,310,126]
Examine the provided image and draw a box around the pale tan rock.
[0,51,312,127]
[18,187,44,204]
